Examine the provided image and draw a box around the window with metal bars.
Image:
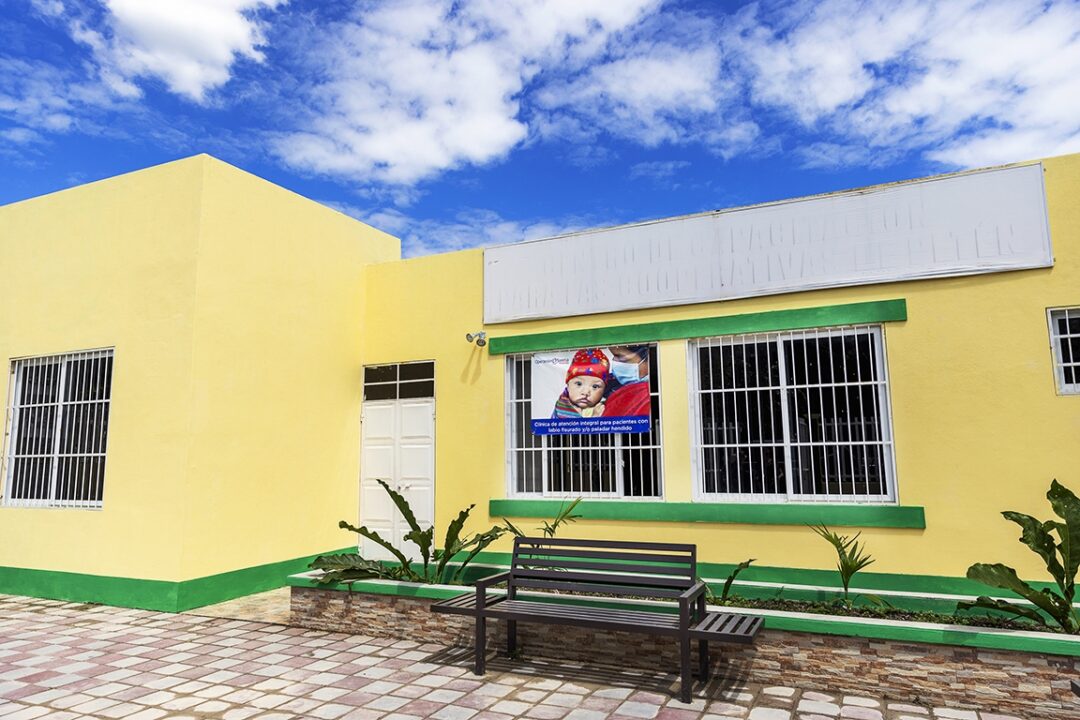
[505,346,663,498]
[2,349,114,508]
[363,361,435,400]
[1049,308,1080,395]
[690,326,895,503]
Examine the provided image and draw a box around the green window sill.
[489,499,925,529]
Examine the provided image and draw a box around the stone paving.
[0,594,1027,720]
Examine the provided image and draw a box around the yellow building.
[0,152,1077,610]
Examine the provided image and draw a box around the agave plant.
[958,480,1080,634]
[810,524,876,606]
[309,479,507,586]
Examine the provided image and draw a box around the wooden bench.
[431,536,762,702]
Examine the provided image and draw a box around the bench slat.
[690,612,763,643]
[510,556,695,577]
[512,568,694,589]
[516,537,696,553]
[430,593,506,616]
[513,577,685,598]
[514,547,694,565]
[487,599,682,636]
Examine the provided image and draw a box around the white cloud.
[273,0,674,185]
[46,0,285,103]
[0,56,121,136]
[629,160,691,181]
[327,202,592,258]
[0,127,45,145]
[728,0,1080,168]
[534,45,737,148]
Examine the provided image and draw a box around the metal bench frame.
[432,536,762,702]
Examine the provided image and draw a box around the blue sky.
[3,0,1080,256]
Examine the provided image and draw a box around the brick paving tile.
[0,594,1044,720]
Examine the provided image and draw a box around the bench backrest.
[509,536,697,600]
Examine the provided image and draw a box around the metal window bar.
[505,348,664,499]
[2,349,114,509]
[692,325,895,503]
[1048,308,1080,394]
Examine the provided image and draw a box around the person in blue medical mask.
[603,345,650,417]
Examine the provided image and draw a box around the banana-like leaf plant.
[310,478,507,585]
[810,524,875,606]
[958,480,1080,633]
[721,558,756,602]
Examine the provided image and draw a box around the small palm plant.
[810,524,876,607]
[501,497,582,538]
[958,480,1080,634]
[310,479,506,586]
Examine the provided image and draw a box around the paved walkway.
[0,594,1023,720]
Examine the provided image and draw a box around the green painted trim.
[287,574,467,601]
[489,499,925,529]
[0,546,355,612]
[291,577,1080,658]
[487,299,907,355]
[465,551,1054,598]
[759,614,1080,658]
[0,565,179,612]
[174,546,356,611]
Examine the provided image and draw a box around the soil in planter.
[713,595,1057,632]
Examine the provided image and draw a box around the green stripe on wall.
[0,565,180,612]
[174,547,355,611]
[466,550,1055,598]
[0,546,355,612]
[489,499,925,529]
[487,299,907,355]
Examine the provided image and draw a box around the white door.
[359,397,435,561]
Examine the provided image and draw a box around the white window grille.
[505,346,663,498]
[2,349,114,509]
[1048,308,1080,395]
[690,325,896,503]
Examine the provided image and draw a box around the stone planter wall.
[290,585,1080,720]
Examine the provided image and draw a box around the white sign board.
[484,163,1053,324]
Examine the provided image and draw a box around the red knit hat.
[566,348,610,383]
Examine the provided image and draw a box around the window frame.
[688,325,898,504]
[362,360,436,401]
[504,347,665,500]
[1047,307,1080,396]
[2,348,115,510]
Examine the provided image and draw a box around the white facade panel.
[483,163,1053,324]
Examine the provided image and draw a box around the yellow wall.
[0,155,399,582]
[0,158,203,580]
[176,157,397,578]
[2,151,1077,587]
[362,154,1080,581]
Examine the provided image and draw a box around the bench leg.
[507,620,517,657]
[679,633,692,703]
[474,614,486,675]
[697,639,709,679]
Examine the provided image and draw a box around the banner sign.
[485,163,1052,324]
[530,347,652,436]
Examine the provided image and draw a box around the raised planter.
[287,572,1080,719]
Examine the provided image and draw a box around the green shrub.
[958,479,1080,633]
[310,479,506,585]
